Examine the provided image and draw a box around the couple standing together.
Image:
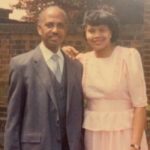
[4,3,148,150]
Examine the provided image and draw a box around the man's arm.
[4,58,26,150]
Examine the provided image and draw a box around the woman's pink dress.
[78,46,148,150]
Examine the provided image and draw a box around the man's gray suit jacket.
[4,46,84,150]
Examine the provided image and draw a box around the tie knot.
[51,54,59,61]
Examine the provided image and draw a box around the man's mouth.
[49,36,61,42]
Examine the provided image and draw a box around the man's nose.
[52,26,59,32]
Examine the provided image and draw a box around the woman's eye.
[99,28,106,32]
[88,29,96,33]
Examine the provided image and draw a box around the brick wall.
[144,0,150,101]
[144,0,150,146]
[0,33,40,104]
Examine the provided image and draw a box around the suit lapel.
[32,47,58,110]
[63,53,76,115]
[32,48,76,114]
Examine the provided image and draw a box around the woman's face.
[85,24,112,51]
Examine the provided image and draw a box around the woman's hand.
[130,146,140,150]
[62,46,79,59]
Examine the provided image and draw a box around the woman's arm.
[130,107,147,150]
[126,48,148,150]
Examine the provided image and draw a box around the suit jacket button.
[57,138,61,143]
[56,120,60,126]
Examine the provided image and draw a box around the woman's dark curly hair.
[83,6,120,42]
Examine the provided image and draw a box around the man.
[4,5,84,150]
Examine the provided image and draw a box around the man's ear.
[37,25,42,36]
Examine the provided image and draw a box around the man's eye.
[45,23,65,29]
[57,24,65,29]
[46,23,54,28]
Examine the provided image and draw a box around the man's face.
[37,7,67,52]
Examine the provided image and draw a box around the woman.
[64,8,148,150]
